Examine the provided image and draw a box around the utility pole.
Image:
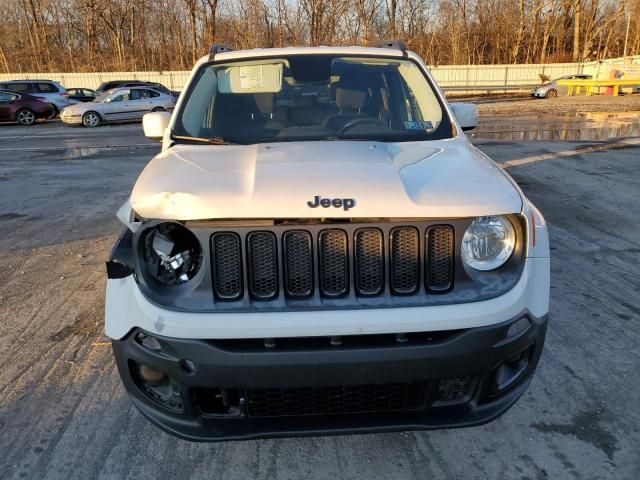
[623,10,631,58]
[573,0,581,62]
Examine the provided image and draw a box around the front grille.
[354,229,384,295]
[319,229,349,297]
[246,382,426,417]
[282,230,313,298]
[247,232,278,299]
[211,233,243,300]
[208,223,455,302]
[426,226,455,292]
[390,227,420,294]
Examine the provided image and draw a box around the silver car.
[531,74,593,98]
[0,79,71,114]
[60,87,176,127]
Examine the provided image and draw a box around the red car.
[0,89,55,125]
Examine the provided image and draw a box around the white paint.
[105,257,549,340]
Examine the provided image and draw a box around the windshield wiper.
[171,134,237,145]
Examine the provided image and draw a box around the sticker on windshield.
[239,65,263,89]
[404,120,433,131]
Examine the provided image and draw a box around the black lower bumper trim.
[112,312,547,441]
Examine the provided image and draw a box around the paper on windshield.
[217,63,283,93]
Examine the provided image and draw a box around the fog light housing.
[139,364,166,384]
[490,344,534,394]
[131,361,183,412]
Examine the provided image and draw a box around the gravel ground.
[1,120,640,479]
[449,94,640,116]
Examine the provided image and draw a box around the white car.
[105,42,550,441]
[60,87,175,127]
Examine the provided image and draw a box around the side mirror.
[450,103,478,131]
[104,98,111,103]
[143,111,171,141]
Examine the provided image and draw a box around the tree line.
[0,0,638,73]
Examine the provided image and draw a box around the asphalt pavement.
[0,120,639,479]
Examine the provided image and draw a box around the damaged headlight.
[141,222,203,285]
[461,215,516,271]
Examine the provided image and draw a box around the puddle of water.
[471,112,640,141]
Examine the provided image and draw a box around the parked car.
[0,80,71,113]
[531,74,593,98]
[0,89,55,125]
[96,80,179,98]
[67,88,96,103]
[106,42,550,441]
[60,86,176,127]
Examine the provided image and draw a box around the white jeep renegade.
[105,41,550,441]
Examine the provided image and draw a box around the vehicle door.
[102,89,131,121]
[127,89,151,119]
[145,89,167,110]
[0,91,18,120]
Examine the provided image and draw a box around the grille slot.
[318,229,349,297]
[426,226,454,292]
[354,228,384,296]
[389,227,420,294]
[211,233,243,300]
[282,230,314,298]
[246,382,426,417]
[247,232,278,300]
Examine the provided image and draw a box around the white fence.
[1,56,638,91]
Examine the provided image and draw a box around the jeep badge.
[307,195,356,211]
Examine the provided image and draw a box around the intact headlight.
[461,216,516,271]
[141,222,202,285]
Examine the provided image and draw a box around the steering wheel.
[336,117,387,135]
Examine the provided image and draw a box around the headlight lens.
[142,222,202,285]
[461,216,516,271]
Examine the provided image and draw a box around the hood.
[62,102,97,114]
[130,138,522,220]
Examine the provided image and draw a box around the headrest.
[335,71,368,110]
[254,93,275,114]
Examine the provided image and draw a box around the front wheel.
[545,89,558,98]
[82,111,101,127]
[151,107,165,112]
[16,108,36,126]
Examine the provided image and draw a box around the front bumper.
[60,112,82,124]
[112,312,547,441]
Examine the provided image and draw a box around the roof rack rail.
[369,39,407,52]
[208,43,235,60]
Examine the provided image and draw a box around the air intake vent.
[354,228,384,296]
[246,382,426,417]
[283,230,314,298]
[247,232,278,299]
[426,226,454,292]
[211,232,243,300]
[389,227,420,294]
[318,229,349,297]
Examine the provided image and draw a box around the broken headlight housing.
[141,222,203,286]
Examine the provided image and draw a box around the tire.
[545,89,558,98]
[49,104,59,118]
[82,111,101,127]
[16,108,36,126]
[151,107,165,112]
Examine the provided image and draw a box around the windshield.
[94,91,111,103]
[174,54,452,144]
